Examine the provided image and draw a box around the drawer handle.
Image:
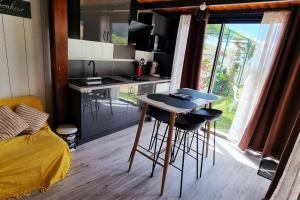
[107,31,110,42]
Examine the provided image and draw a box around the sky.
[226,24,260,40]
[205,23,261,46]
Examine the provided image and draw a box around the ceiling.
[81,0,130,7]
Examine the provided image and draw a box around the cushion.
[193,108,223,121]
[15,104,49,134]
[0,106,29,141]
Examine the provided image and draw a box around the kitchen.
[67,0,179,144]
[1,0,299,199]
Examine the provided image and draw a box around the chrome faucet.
[88,60,97,77]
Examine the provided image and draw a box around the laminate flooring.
[28,122,270,200]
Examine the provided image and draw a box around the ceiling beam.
[209,1,300,11]
[139,0,300,14]
[137,0,284,10]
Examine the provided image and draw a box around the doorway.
[199,23,261,134]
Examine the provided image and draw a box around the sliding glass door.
[201,23,260,134]
[199,24,222,92]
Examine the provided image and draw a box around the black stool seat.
[193,108,223,121]
[175,113,206,131]
[147,106,170,123]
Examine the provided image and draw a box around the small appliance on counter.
[149,61,160,77]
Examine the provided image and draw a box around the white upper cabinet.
[68,39,113,60]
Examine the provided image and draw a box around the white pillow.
[0,106,29,141]
[15,104,49,134]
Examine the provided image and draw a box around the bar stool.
[128,106,169,162]
[147,106,170,151]
[193,108,223,165]
[151,113,206,197]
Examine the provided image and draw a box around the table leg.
[160,112,176,195]
[206,103,212,157]
[128,103,149,172]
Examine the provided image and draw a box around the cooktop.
[121,75,149,82]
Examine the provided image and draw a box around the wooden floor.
[28,122,270,200]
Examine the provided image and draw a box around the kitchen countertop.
[68,76,171,93]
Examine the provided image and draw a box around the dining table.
[128,88,220,195]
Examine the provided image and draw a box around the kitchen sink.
[70,77,123,86]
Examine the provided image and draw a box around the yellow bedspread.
[0,96,71,199]
[0,128,71,199]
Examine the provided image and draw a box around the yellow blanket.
[0,96,71,199]
[0,128,71,199]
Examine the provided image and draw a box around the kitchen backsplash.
[68,60,136,78]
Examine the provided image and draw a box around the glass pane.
[211,24,260,134]
[199,24,222,92]
[111,23,129,45]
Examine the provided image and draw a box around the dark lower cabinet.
[70,83,155,144]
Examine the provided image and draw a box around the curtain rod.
[208,0,300,11]
[139,0,300,14]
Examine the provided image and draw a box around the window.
[201,23,260,134]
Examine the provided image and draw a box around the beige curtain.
[270,132,300,200]
[228,11,290,143]
[170,15,191,90]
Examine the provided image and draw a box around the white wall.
[0,0,52,114]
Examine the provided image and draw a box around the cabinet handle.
[103,31,106,42]
[107,31,110,42]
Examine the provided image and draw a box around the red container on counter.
[136,65,142,77]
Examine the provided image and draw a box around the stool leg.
[200,129,205,178]
[206,121,210,157]
[170,128,179,163]
[151,124,168,177]
[188,131,195,153]
[196,130,199,179]
[173,130,185,162]
[170,128,178,163]
[186,134,190,152]
[150,122,160,177]
[148,120,158,150]
[180,132,187,197]
[213,120,216,166]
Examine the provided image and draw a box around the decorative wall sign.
[0,0,31,19]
